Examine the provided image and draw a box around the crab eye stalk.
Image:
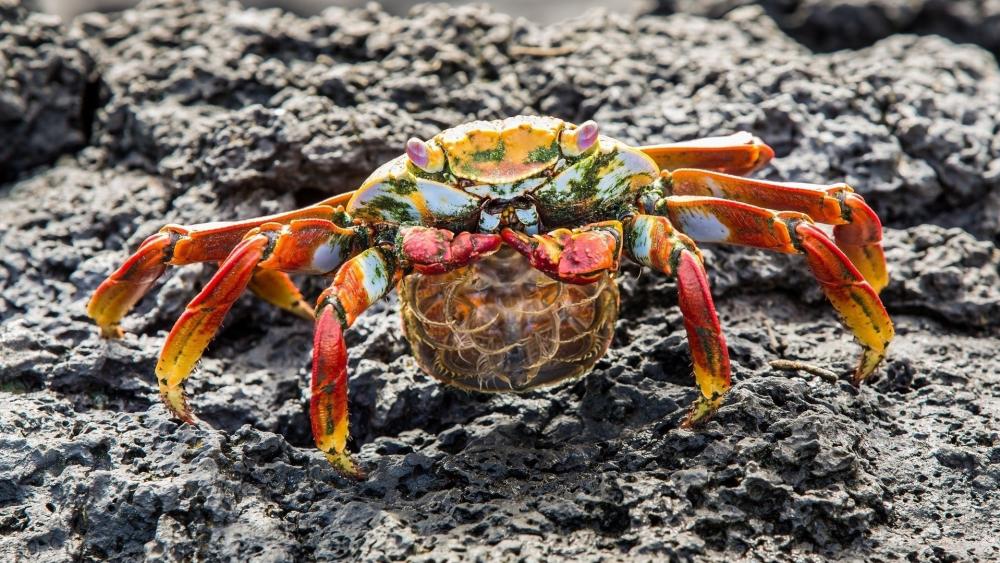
[559,120,599,157]
[405,138,445,173]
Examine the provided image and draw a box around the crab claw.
[501,221,622,284]
[401,227,502,274]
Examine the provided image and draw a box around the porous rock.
[0,1,96,181]
[647,0,1000,56]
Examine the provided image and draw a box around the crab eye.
[559,120,599,157]
[405,138,445,173]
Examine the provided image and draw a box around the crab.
[88,116,894,478]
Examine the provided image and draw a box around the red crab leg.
[155,219,361,425]
[667,169,888,292]
[638,132,775,176]
[658,196,894,383]
[624,214,731,425]
[499,221,624,284]
[313,229,501,478]
[87,204,344,338]
[311,248,399,479]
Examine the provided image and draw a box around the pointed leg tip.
[681,395,723,428]
[98,324,125,339]
[850,365,870,387]
[862,265,889,295]
[325,451,366,480]
[160,386,198,425]
[753,141,775,172]
[852,348,887,386]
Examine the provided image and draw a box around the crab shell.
[346,116,660,235]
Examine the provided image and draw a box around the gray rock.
[0,0,97,182]
[1,0,998,561]
[646,0,1000,57]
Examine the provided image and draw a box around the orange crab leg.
[311,247,399,478]
[658,196,893,383]
[667,169,888,292]
[155,219,362,424]
[500,221,624,284]
[624,214,730,424]
[88,231,174,338]
[638,132,775,176]
[87,204,342,338]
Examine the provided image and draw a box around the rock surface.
[1,0,998,561]
[648,0,1000,57]
[0,2,96,182]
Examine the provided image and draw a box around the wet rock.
[1,0,998,561]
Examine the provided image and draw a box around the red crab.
[88,116,893,478]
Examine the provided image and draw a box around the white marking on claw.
[678,211,730,242]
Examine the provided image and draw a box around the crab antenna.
[406,137,430,168]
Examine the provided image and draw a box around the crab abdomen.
[399,247,619,392]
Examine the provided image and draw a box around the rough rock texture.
[0,2,97,182]
[1,0,999,561]
[648,0,1000,57]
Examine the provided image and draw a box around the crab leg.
[246,269,314,320]
[667,169,888,292]
[311,248,397,478]
[638,132,775,176]
[499,221,624,284]
[155,219,362,424]
[624,214,731,425]
[313,229,501,477]
[87,203,347,338]
[656,196,894,383]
